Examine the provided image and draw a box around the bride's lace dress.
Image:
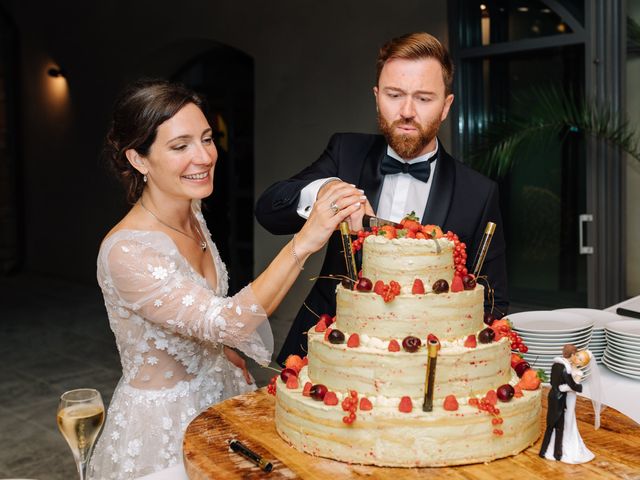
[88,204,273,479]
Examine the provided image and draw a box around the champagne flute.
[57,388,105,480]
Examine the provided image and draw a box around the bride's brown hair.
[104,80,205,203]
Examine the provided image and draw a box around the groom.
[539,344,583,460]
[256,32,508,365]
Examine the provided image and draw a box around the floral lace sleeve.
[103,238,272,365]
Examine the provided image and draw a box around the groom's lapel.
[359,136,387,212]
[421,143,455,226]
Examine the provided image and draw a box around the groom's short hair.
[376,32,454,94]
[562,344,578,358]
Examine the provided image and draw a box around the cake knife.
[616,308,640,320]
[362,214,402,229]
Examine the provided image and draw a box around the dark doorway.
[172,46,254,295]
[0,6,20,274]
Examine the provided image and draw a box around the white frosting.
[362,236,455,291]
[336,284,485,340]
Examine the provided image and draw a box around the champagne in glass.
[57,388,105,480]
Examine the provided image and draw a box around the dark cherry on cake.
[514,361,531,378]
[478,327,496,344]
[310,384,328,401]
[341,277,354,289]
[355,277,373,291]
[483,312,496,326]
[462,274,476,290]
[432,279,449,294]
[328,329,345,344]
[402,336,421,352]
[497,384,515,402]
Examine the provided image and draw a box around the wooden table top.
[183,388,640,479]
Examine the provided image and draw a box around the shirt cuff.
[296,177,340,219]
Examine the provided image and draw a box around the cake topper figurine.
[339,222,358,284]
[539,345,602,464]
[423,337,440,412]
[472,222,496,278]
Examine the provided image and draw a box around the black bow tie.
[380,154,436,183]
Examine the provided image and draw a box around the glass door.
[452,0,589,309]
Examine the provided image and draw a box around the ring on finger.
[329,200,340,215]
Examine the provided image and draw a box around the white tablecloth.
[584,294,640,425]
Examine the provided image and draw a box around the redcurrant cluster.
[374,280,401,303]
[445,231,468,277]
[508,330,529,353]
[468,394,504,436]
[352,228,377,253]
[267,374,278,396]
[341,390,359,424]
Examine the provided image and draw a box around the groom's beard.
[377,112,441,159]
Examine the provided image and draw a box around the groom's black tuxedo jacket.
[547,361,583,424]
[255,133,509,364]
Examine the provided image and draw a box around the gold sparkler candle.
[422,338,440,412]
[340,221,358,283]
[472,222,496,278]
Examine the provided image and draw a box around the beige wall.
[628,1,640,296]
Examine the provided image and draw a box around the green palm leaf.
[467,85,640,178]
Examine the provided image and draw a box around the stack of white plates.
[603,321,640,380]
[508,311,594,378]
[554,309,624,363]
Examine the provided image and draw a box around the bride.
[542,349,599,464]
[88,80,366,479]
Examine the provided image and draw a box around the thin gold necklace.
[139,199,207,252]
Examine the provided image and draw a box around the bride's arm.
[104,239,273,364]
[103,182,364,364]
[250,180,365,315]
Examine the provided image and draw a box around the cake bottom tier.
[275,386,542,467]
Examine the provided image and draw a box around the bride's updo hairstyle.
[105,79,205,203]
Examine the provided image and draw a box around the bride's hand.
[295,182,364,256]
[223,346,253,385]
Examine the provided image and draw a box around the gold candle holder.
[422,338,440,412]
[339,221,358,284]
[472,222,496,278]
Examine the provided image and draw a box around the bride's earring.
[143,174,148,183]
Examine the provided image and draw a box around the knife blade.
[362,214,402,229]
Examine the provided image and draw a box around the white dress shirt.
[296,139,438,223]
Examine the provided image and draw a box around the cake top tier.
[361,236,455,291]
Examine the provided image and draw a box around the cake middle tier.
[335,284,485,340]
[307,331,512,400]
